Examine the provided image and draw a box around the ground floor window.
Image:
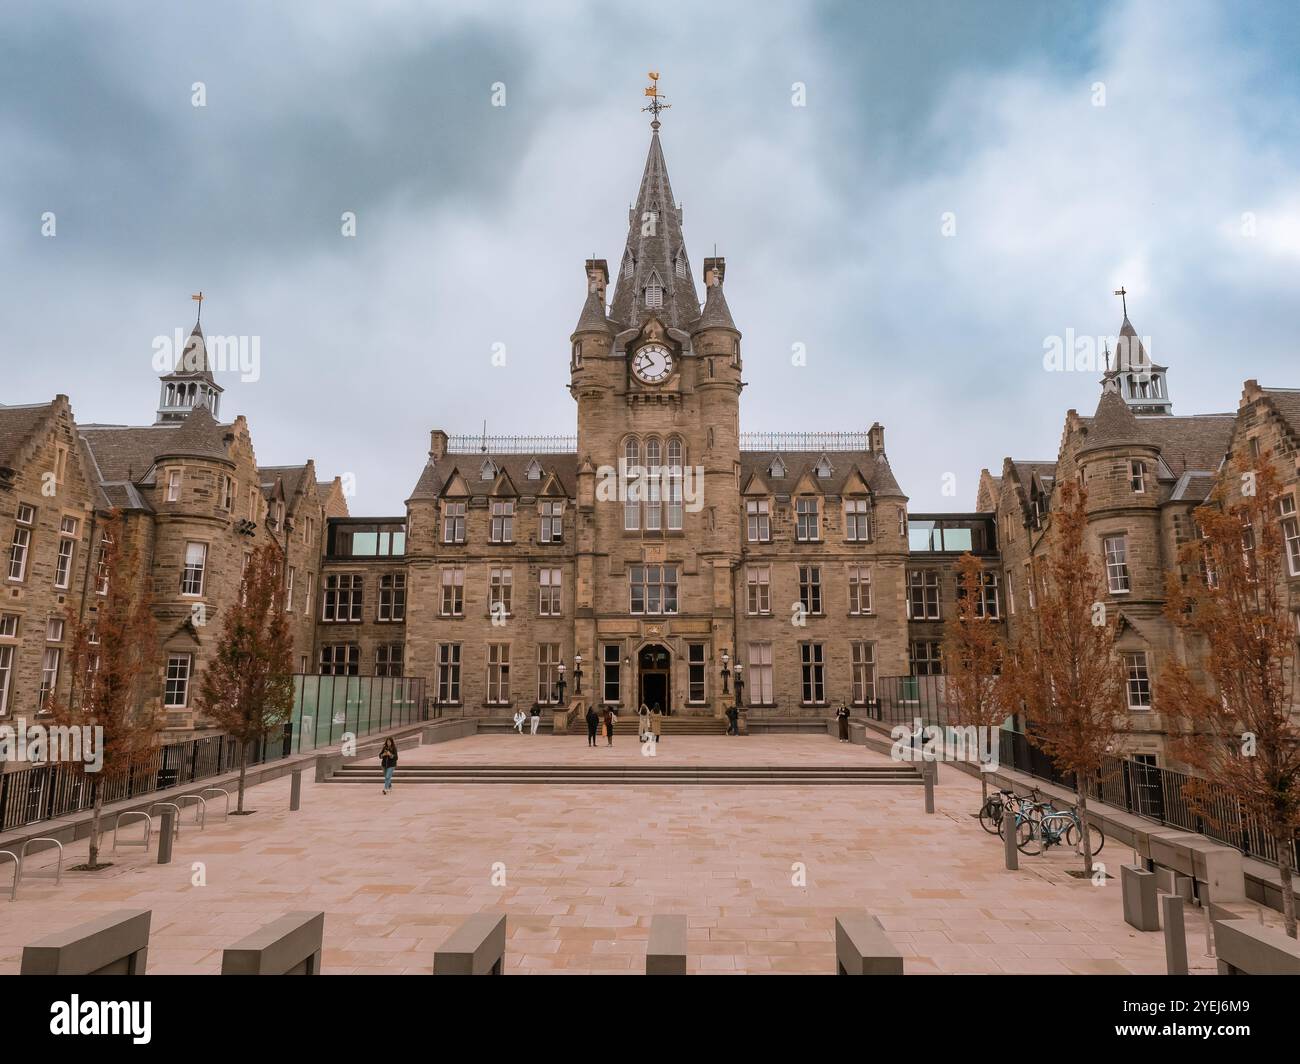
[687,643,706,703]
[909,640,943,676]
[537,642,560,704]
[747,643,773,705]
[164,653,192,707]
[320,643,359,676]
[800,642,825,705]
[487,643,510,704]
[851,641,875,705]
[437,643,461,704]
[602,643,621,704]
[375,643,403,677]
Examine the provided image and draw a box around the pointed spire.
[608,129,700,331]
[1098,292,1172,415]
[694,256,737,333]
[573,287,613,336]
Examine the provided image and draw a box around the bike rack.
[112,811,152,853]
[19,837,63,887]
[199,787,230,822]
[175,794,208,830]
[0,850,18,902]
[148,802,183,839]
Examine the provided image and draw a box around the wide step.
[326,763,922,786]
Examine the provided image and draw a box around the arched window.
[645,438,662,531]
[624,437,640,531]
[667,438,684,530]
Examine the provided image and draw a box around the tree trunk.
[89,789,103,869]
[981,775,988,803]
[1077,786,1094,878]
[1278,842,1297,940]
[236,740,249,814]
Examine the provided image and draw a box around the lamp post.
[720,649,731,695]
[733,663,744,709]
[573,653,583,696]
[556,661,567,706]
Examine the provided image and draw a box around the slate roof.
[739,450,903,496]
[408,451,580,501]
[260,463,312,501]
[80,406,232,482]
[607,131,702,333]
[0,400,58,469]
[1256,386,1300,441]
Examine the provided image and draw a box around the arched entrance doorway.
[638,644,672,715]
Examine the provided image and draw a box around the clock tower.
[568,87,744,718]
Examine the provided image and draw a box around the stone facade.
[3,128,1296,758]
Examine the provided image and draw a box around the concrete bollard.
[1121,865,1160,932]
[923,760,935,814]
[290,770,302,812]
[1162,894,1188,975]
[158,810,175,864]
[1002,805,1018,870]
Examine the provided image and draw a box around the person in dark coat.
[726,704,739,736]
[836,702,850,743]
[585,706,600,747]
[604,706,616,746]
[380,737,399,793]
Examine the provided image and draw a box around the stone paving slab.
[0,735,1252,974]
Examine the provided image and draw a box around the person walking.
[585,705,600,747]
[726,704,739,736]
[836,702,850,743]
[650,704,663,745]
[379,737,398,794]
[638,701,650,743]
[604,706,617,747]
[530,703,542,736]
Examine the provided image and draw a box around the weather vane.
[191,290,205,325]
[642,71,670,130]
[1113,285,1128,318]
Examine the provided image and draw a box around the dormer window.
[525,458,543,481]
[644,274,664,309]
[768,456,787,479]
[621,250,634,277]
[674,249,687,279]
[480,458,496,481]
[815,454,833,479]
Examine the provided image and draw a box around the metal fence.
[863,674,1299,871]
[0,674,426,832]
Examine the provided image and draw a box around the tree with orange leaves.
[1162,456,1300,937]
[943,551,1009,801]
[1005,480,1126,876]
[195,543,295,814]
[48,511,162,870]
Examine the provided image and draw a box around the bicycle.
[979,788,1036,835]
[1017,802,1106,857]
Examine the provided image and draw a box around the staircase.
[324,762,922,786]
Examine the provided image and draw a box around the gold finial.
[191,290,205,325]
[641,71,670,131]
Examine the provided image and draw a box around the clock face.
[633,343,674,384]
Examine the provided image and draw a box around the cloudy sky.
[2,0,1298,512]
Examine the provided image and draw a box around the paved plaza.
[0,734,1237,974]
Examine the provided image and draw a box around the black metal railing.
[0,674,426,832]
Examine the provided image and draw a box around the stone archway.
[637,643,672,715]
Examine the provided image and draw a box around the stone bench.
[21,909,152,975]
[434,913,506,975]
[1215,918,1300,975]
[646,914,687,975]
[222,911,324,975]
[835,913,903,975]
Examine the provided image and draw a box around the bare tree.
[195,543,295,814]
[49,512,162,870]
[1163,456,1300,937]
